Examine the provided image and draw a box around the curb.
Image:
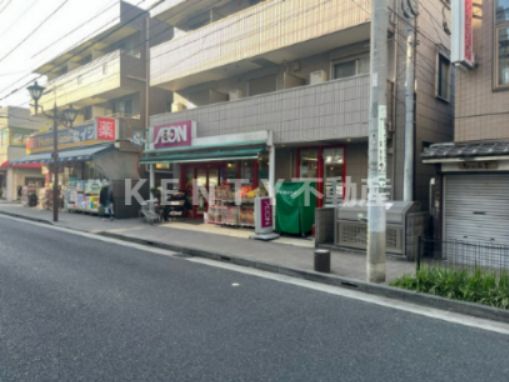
[0,209,54,225]
[1,208,508,324]
[98,231,509,324]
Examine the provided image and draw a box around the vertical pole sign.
[452,0,475,67]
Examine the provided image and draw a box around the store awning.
[0,160,42,170]
[13,144,114,164]
[140,146,266,165]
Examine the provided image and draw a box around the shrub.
[391,267,509,310]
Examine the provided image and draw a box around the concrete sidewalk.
[0,200,415,282]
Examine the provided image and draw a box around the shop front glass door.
[323,147,344,206]
[196,168,207,215]
[300,149,319,178]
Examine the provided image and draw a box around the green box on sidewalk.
[275,181,316,236]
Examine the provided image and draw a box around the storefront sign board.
[27,118,117,154]
[153,121,195,149]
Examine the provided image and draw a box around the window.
[112,97,134,117]
[299,149,319,178]
[82,106,92,121]
[80,55,92,65]
[495,1,509,87]
[332,54,369,79]
[323,148,344,206]
[436,53,451,101]
[496,0,509,22]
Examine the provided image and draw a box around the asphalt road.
[0,216,508,382]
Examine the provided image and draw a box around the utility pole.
[367,0,389,283]
[52,102,59,223]
[145,12,156,202]
[403,0,418,202]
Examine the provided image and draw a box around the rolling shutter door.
[444,174,509,245]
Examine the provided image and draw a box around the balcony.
[39,50,145,111]
[150,74,372,144]
[151,0,371,90]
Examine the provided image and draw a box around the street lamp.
[27,81,78,222]
[27,81,44,112]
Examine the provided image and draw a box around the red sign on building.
[97,117,117,141]
[452,0,475,67]
[464,0,474,65]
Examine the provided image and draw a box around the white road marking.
[2,213,509,335]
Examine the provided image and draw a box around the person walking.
[100,182,115,221]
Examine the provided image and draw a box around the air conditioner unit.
[309,70,328,85]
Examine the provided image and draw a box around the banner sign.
[27,117,117,154]
[452,0,475,67]
[152,120,195,149]
[254,196,274,234]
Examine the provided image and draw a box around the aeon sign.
[153,121,195,149]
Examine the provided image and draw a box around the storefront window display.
[179,158,267,227]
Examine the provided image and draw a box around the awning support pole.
[149,164,155,198]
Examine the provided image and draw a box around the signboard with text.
[452,0,475,67]
[27,117,117,154]
[255,196,274,234]
[152,120,195,149]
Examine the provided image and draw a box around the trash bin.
[276,181,316,235]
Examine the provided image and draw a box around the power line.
[0,0,71,66]
[0,0,38,37]
[31,0,119,60]
[0,0,13,16]
[0,0,148,102]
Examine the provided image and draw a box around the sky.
[0,0,160,108]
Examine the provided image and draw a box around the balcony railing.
[150,74,372,144]
[40,50,144,110]
[151,0,371,88]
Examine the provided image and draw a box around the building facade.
[17,0,172,216]
[423,0,509,247]
[0,107,48,201]
[144,0,453,227]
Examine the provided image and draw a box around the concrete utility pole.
[403,1,418,202]
[52,103,59,223]
[367,0,389,283]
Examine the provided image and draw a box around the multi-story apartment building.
[32,0,172,142]
[143,0,452,226]
[423,0,509,246]
[0,107,48,201]
[16,0,173,216]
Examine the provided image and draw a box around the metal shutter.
[444,174,509,245]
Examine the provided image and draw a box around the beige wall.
[172,43,370,110]
[151,0,371,88]
[412,0,454,206]
[455,0,509,141]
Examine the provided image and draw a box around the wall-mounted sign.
[97,117,117,141]
[27,117,117,154]
[452,0,475,68]
[152,120,195,149]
